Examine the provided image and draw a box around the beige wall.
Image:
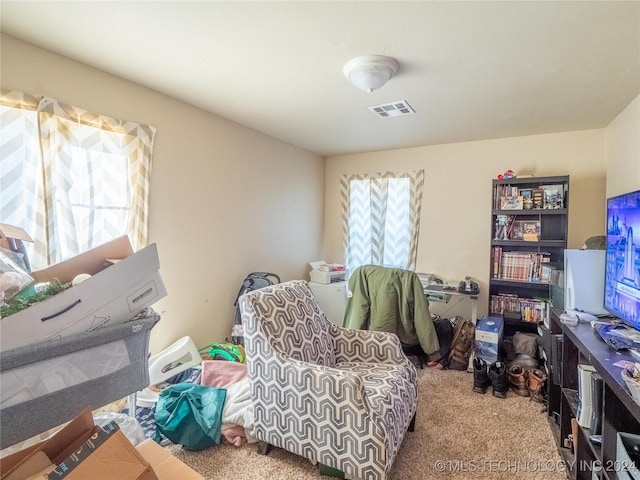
[605,95,640,197]
[1,34,325,353]
[325,131,607,319]
[2,33,637,349]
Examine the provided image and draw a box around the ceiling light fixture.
[343,55,400,93]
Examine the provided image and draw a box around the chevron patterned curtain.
[0,90,156,269]
[340,170,425,275]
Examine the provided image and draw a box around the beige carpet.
[167,368,567,479]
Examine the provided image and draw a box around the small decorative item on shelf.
[522,220,541,241]
[500,196,523,210]
[622,363,640,405]
[497,169,516,180]
[494,215,510,240]
[520,188,533,210]
[532,188,544,209]
[543,184,564,209]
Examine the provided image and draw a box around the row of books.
[490,293,549,323]
[493,184,565,210]
[491,247,551,282]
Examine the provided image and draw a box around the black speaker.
[590,373,604,435]
[551,334,563,386]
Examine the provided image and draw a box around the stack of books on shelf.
[491,249,551,282]
[490,294,549,323]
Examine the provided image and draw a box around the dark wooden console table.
[549,308,640,479]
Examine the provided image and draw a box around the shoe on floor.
[489,361,508,399]
[527,368,548,403]
[507,365,530,397]
[472,357,491,394]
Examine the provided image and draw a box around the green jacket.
[343,265,440,355]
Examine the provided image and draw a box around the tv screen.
[604,189,640,330]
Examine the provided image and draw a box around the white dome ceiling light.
[343,55,400,93]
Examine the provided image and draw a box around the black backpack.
[231,272,280,344]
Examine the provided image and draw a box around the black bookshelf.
[489,175,569,335]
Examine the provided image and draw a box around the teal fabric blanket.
[155,382,227,450]
[344,265,440,355]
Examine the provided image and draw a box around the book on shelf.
[490,294,549,323]
[490,293,520,315]
[497,251,550,282]
[491,246,503,278]
[519,297,549,323]
[543,184,564,209]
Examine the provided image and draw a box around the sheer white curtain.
[340,170,425,275]
[0,90,156,269]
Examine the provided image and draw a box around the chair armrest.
[248,348,375,420]
[329,324,412,366]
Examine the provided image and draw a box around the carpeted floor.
[166,367,568,479]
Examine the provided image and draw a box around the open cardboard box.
[0,409,202,480]
[0,235,166,350]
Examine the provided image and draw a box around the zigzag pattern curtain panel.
[0,90,156,268]
[340,171,424,275]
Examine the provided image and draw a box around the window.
[0,91,155,269]
[340,171,425,275]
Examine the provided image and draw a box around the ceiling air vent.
[368,100,415,118]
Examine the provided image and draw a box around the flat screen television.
[604,189,640,330]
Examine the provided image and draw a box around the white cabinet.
[309,281,347,326]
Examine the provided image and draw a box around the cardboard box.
[475,315,504,365]
[0,236,166,350]
[136,440,203,480]
[1,409,95,480]
[1,409,159,480]
[0,409,202,480]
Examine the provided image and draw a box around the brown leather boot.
[507,365,530,397]
[527,368,548,403]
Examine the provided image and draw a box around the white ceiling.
[1,1,639,157]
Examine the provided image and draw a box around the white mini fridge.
[309,281,347,326]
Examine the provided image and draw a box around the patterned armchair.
[239,280,418,480]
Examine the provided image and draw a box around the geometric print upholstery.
[242,279,335,366]
[240,280,418,480]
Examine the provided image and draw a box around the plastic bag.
[0,249,33,303]
[154,382,227,451]
[94,412,146,446]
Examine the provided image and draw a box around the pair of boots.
[473,357,508,398]
[507,365,547,402]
